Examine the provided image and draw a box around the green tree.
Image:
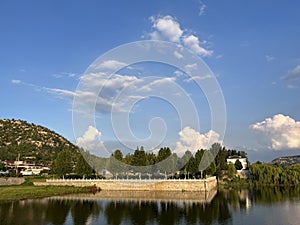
[205,161,216,176]
[131,148,147,166]
[157,147,172,162]
[112,149,123,161]
[146,152,157,165]
[52,148,73,178]
[179,150,193,170]
[0,162,7,171]
[227,163,237,179]
[234,159,243,170]
[75,154,93,177]
[186,156,197,174]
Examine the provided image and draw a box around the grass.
[0,176,92,202]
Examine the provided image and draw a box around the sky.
[1,0,300,162]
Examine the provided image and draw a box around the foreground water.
[0,187,299,225]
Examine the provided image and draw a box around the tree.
[131,148,147,167]
[205,161,216,176]
[157,152,177,175]
[0,162,7,171]
[112,149,123,161]
[234,159,243,170]
[227,163,237,178]
[146,152,157,165]
[178,150,193,170]
[76,154,93,177]
[52,148,73,178]
[157,147,172,162]
[186,156,197,175]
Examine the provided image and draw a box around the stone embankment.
[34,176,217,192]
[0,177,25,186]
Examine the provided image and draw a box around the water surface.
[0,187,299,225]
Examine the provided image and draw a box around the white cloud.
[199,1,207,16]
[137,77,176,92]
[250,114,300,150]
[283,64,300,81]
[150,15,183,42]
[76,126,105,152]
[52,72,77,78]
[95,60,128,70]
[182,35,212,56]
[265,55,275,62]
[11,79,21,84]
[149,15,212,57]
[44,87,76,98]
[174,126,221,155]
[174,50,183,59]
[184,63,198,74]
[174,70,184,77]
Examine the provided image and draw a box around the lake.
[0,187,299,225]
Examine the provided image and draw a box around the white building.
[227,155,248,170]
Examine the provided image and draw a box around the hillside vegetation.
[271,155,300,166]
[0,119,80,164]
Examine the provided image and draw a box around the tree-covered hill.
[0,119,80,164]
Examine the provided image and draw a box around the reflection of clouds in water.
[281,200,300,225]
[232,200,300,225]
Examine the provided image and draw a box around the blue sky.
[1,0,300,162]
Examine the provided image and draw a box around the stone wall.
[0,177,25,186]
[34,177,217,192]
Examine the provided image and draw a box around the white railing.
[46,178,212,183]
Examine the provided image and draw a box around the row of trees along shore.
[98,143,247,179]
[51,143,247,179]
[50,143,300,186]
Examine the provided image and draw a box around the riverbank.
[0,183,92,202]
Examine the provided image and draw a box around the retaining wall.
[34,177,217,192]
[0,177,25,186]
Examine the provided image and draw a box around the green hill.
[0,119,80,164]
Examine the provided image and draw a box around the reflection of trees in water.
[0,198,101,225]
[103,193,232,225]
[71,200,100,225]
[252,186,300,205]
[46,199,71,225]
[1,187,299,225]
[0,200,49,225]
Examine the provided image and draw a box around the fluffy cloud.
[76,126,105,153]
[150,15,183,42]
[149,15,212,56]
[251,114,300,150]
[174,126,221,155]
[182,35,212,56]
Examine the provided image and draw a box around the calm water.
[0,187,299,225]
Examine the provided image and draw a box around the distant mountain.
[271,155,300,166]
[0,119,80,164]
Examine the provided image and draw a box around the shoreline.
[0,185,92,202]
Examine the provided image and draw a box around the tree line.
[50,143,248,179]
[105,143,248,179]
[249,162,300,186]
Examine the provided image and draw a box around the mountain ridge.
[271,155,300,166]
[0,118,80,164]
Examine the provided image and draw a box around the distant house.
[4,160,50,175]
[227,155,248,170]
